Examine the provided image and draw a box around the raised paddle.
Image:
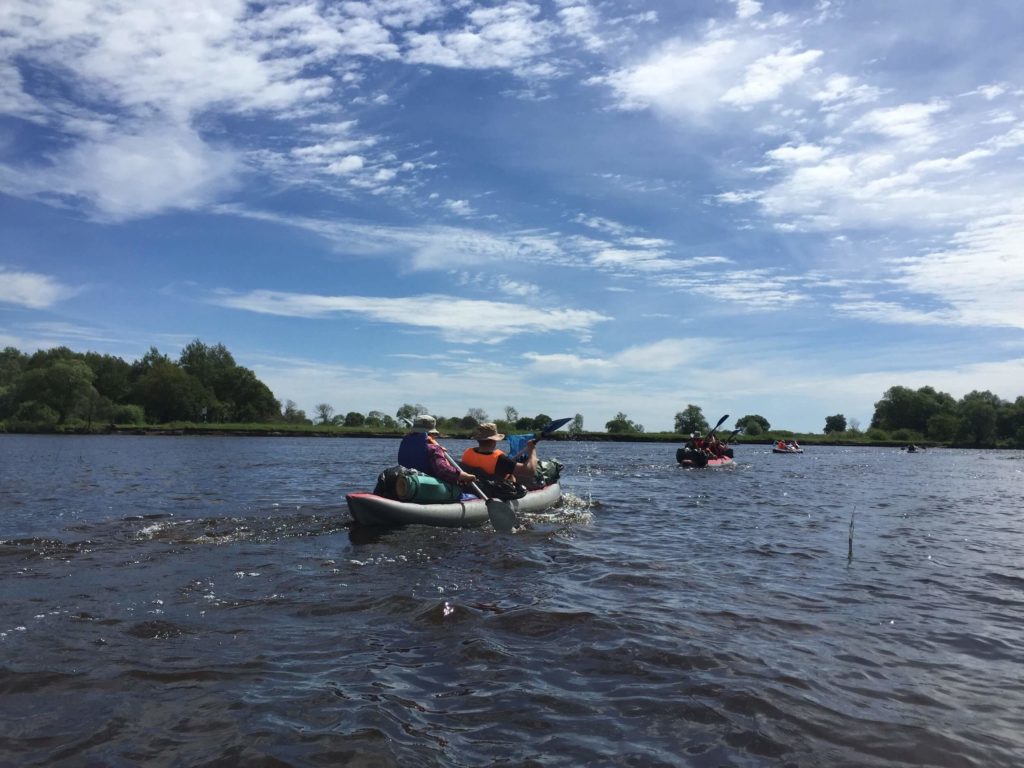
[509,416,572,461]
[705,413,729,438]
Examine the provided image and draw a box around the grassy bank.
[0,420,966,447]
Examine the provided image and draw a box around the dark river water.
[1,434,1021,767]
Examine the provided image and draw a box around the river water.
[1,434,1021,767]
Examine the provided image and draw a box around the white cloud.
[599,38,744,118]
[849,101,949,142]
[721,46,822,107]
[735,0,763,20]
[214,289,610,343]
[403,2,557,75]
[524,337,709,375]
[0,267,77,309]
[765,143,830,164]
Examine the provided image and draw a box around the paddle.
[509,417,572,461]
[705,413,729,440]
[435,444,517,533]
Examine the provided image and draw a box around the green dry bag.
[395,473,462,504]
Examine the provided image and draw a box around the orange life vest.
[461,447,506,478]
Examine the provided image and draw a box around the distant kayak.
[677,448,734,468]
[346,482,561,528]
[772,446,804,454]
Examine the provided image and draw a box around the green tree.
[504,406,518,423]
[569,413,584,436]
[316,403,335,425]
[396,403,428,422]
[531,413,552,430]
[466,407,489,423]
[606,412,644,433]
[926,412,960,442]
[344,411,365,427]
[215,366,279,422]
[674,405,708,434]
[282,400,309,424]
[737,414,770,434]
[83,352,133,403]
[132,361,210,423]
[17,359,96,423]
[0,346,28,388]
[957,391,1000,446]
[872,385,956,433]
[824,414,847,433]
[13,400,59,426]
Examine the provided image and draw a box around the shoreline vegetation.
[0,421,985,449]
[3,341,1022,449]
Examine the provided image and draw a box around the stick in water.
[848,508,855,562]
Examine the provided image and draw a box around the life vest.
[398,433,432,474]
[461,447,506,478]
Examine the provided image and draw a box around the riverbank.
[0,421,961,448]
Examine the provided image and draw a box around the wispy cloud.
[0,267,78,309]
[213,289,610,343]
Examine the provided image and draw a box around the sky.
[2,0,1024,433]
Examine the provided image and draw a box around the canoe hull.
[346,482,562,528]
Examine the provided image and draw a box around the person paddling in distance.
[398,415,478,487]
[460,422,538,485]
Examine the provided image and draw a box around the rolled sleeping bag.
[395,473,463,503]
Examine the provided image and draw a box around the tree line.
[0,341,281,428]
[2,342,1021,446]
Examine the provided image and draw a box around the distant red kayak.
[676,448,734,468]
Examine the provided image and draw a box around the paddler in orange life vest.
[461,422,538,483]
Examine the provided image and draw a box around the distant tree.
[824,414,847,433]
[365,410,388,427]
[736,414,770,434]
[848,418,861,433]
[215,366,279,422]
[282,399,309,424]
[13,401,59,426]
[111,404,145,426]
[179,340,235,389]
[17,359,96,424]
[0,347,29,388]
[83,352,133,404]
[132,361,209,423]
[531,413,552,430]
[872,385,956,433]
[466,407,488,423]
[504,406,518,423]
[674,405,708,435]
[514,416,534,430]
[744,420,763,436]
[569,413,584,436]
[606,412,644,434]
[344,411,365,427]
[396,403,428,423]
[958,391,1000,445]
[315,403,335,425]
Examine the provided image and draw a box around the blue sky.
[2,0,1023,432]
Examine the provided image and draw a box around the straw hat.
[472,422,505,441]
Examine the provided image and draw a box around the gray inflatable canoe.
[346,482,561,528]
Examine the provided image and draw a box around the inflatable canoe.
[676,448,734,468]
[772,447,804,454]
[346,482,562,528]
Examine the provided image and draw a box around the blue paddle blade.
[541,417,572,435]
[507,432,534,457]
